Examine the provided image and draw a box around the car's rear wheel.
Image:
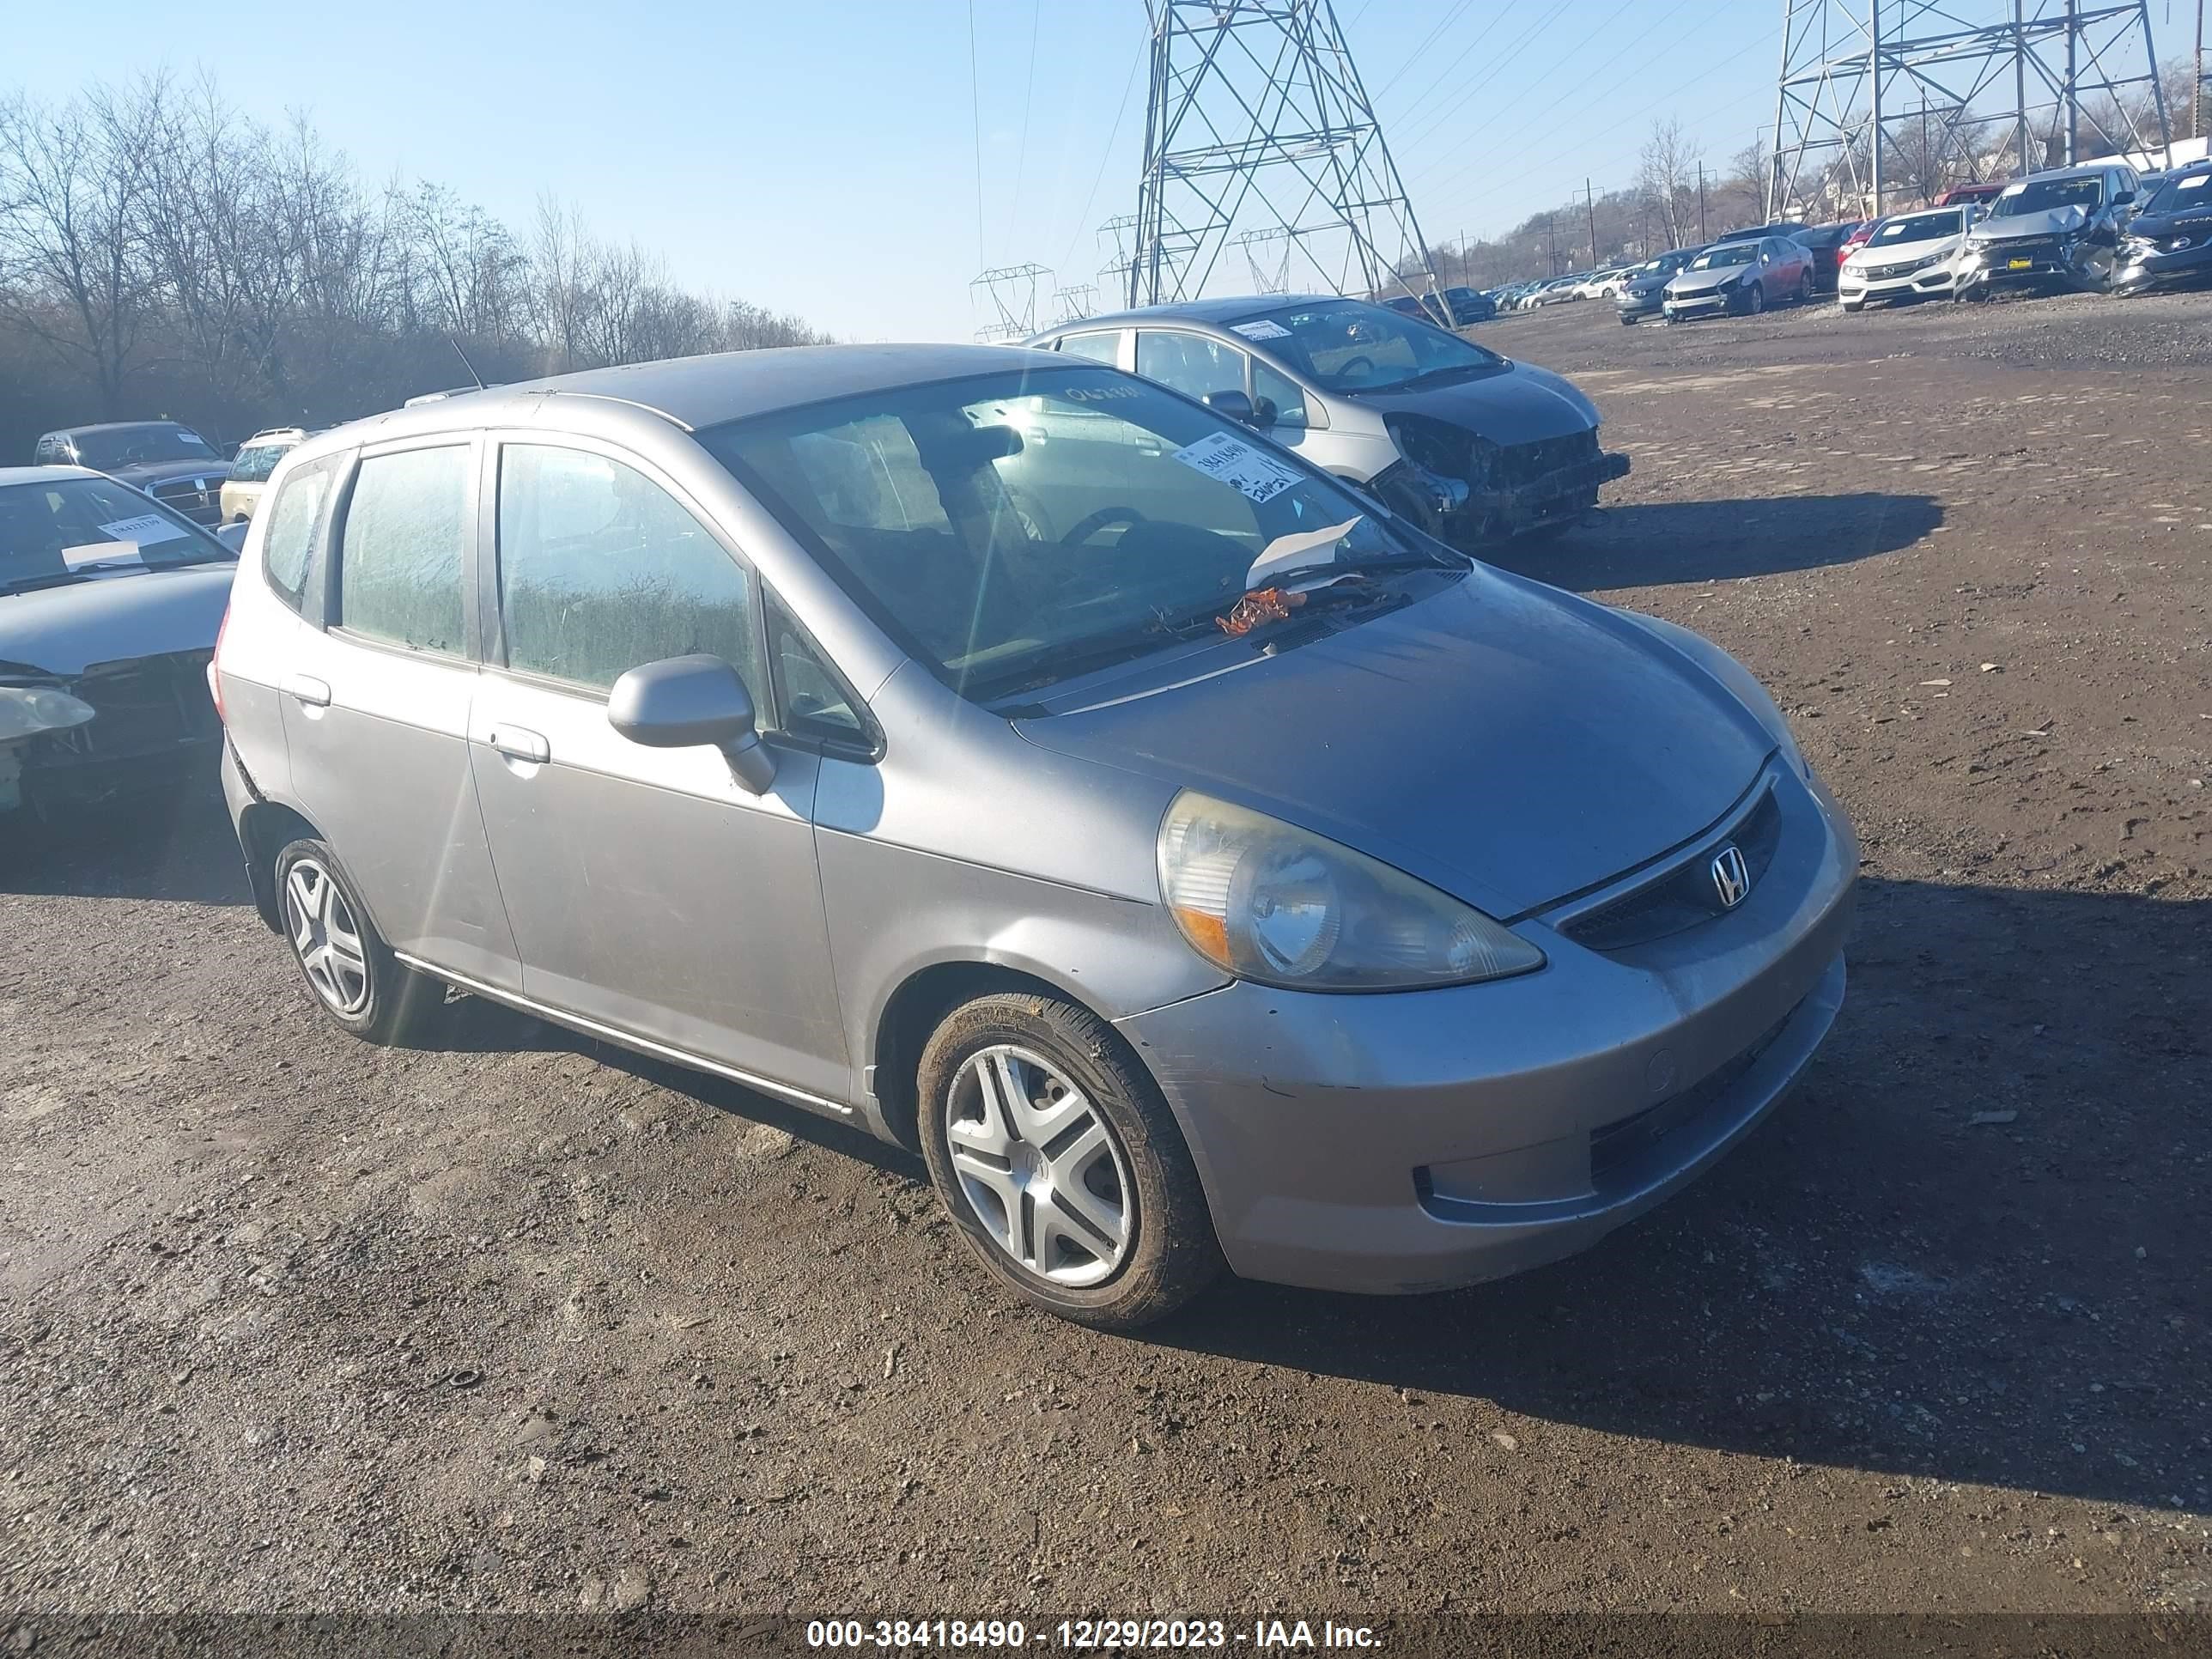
[917,991,1222,1329]
[274,838,442,1045]
[1796,270,1814,304]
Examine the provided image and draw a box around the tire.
[917,990,1223,1330]
[1796,270,1814,305]
[1743,282,1765,316]
[1619,313,1638,325]
[272,838,443,1045]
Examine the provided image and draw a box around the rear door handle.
[487,725,550,764]
[280,673,331,708]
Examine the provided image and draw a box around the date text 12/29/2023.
[805,1620,1381,1650]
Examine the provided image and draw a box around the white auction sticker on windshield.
[1231,319,1292,341]
[1170,431,1303,503]
[62,539,146,571]
[96,514,189,546]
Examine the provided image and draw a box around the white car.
[1838,206,1977,310]
[1576,267,1629,300]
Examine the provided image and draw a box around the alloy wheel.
[284,857,372,1017]
[944,1044,1133,1287]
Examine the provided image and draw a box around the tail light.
[207,605,231,724]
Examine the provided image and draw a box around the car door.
[279,435,522,988]
[465,434,849,1106]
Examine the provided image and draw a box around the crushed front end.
[1373,414,1631,546]
[0,651,221,816]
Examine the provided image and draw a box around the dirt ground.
[3,288,2209,1640]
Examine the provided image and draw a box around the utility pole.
[1583,179,1598,265]
[1868,0,1883,216]
[1129,0,1439,307]
[2063,0,2079,166]
[1771,2,2168,207]
[1459,228,1468,288]
[1547,213,1558,274]
[1697,164,1709,242]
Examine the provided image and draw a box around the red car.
[1936,180,2007,209]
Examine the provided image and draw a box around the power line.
[966,0,987,272]
[1393,0,1576,158]
[1404,0,1638,163]
[1055,38,1146,276]
[1001,0,1042,260]
[1372,0,1480,100]
[1389,1,1524,131]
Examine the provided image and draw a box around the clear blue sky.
[7,1,1829,339]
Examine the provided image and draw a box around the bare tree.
[1638,118,1704,248]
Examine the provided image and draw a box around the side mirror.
[2113,190,2134,206]
[1249,394,1279,428]
[1203,389,1257,425]
[608,653,776,795]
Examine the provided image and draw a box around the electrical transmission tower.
[1771,2,2172,221]
[1052,283,1099,324]
[1234,227,1297,293]
[970,263,1054,343]
[1127,0,1440,307]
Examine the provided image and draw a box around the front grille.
[40,652,219,766]
[1589,1003,1799,1190]
[1563,785,1784,952]
[1492,428,1600,492]
[1863,258,1930,280]
[1979,235,2061,258]
[149,477,222,525]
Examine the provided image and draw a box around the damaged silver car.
[0,466,234,817]
[1030,295,1628,546]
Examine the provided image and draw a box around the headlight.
[0,685,97,742]
[1158,792,1544,992]
[1959,246,1987,268]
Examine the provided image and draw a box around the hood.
[1012,567,1774,919]
[1970,204,2087,242]
[1343,360,1598,442]
[2128,204,2212,239]
[109,457,230,489]
[0,562,236,678]
[1666,263,1752,296]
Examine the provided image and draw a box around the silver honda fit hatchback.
[213,344,1855,1330]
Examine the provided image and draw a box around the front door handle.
[487,725,550,764]
[280,673,331,708]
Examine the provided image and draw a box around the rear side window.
[337,445,470,655]
[495,442,761,695]
[1057,331,1121,364]
[260,463,334,616]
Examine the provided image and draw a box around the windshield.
[2142,169,2210,214]
[1869,210,1965,246]
[696,367,1450,700]
[1989,176,2103,217]
[229,441,295,483]
[1,476,235,592]
[1689,243,1759,270]
[1227,299,1504,394]
[65,424,221,469]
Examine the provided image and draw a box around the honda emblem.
[1710,844,1750,909]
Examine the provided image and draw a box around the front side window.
[1227,300,1504,395]
[696,367,1453,701]
[495,443,761,695]
[337,445,469,655]
[1135,331,1248,405]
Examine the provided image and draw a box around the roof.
[0,465,100,488]
[488,343,1066,430]
[1031,294,1340,337]
[2013,163,2118,181]
[38,420,201,438]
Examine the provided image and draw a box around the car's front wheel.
[1743,282,1766,315]
[917,990,1222,1329]
[273,838,442,1045]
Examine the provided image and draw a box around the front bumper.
[1838,262,1957,303]
[2114,239,2212,291]
[1116,763,1857,1295]
[1616,292,1665,321]
[1954,242,2097,294]
[1662,286,1742,319]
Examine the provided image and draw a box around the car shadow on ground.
[1485,493,1944,589]
[1147,876,2209,1516]
[0,778,249,907]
